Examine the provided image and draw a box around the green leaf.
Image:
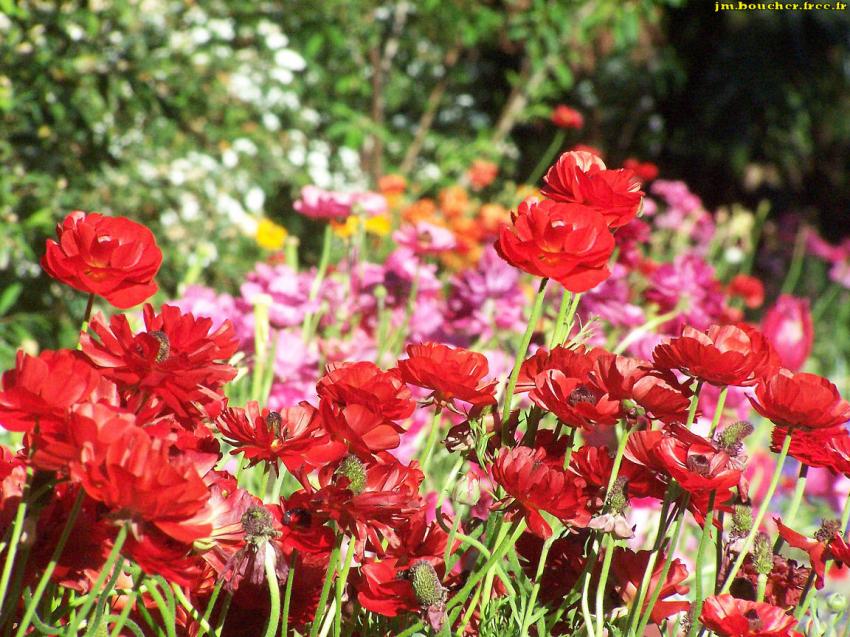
[0,283,23,317]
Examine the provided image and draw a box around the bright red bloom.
[588,354,648,400]
[570,445,663,502]
[622,158,659,183]
[491,446,590,538]
[318,401,405,458]
[653,324,779,387]
[217,401,283,466]
[775,518,850,588]
[728,274,765,309]
[550,105,584,129]
[761,295,814,372]
[750,370,850,430]
[398,342,496,411]
[518,345,608,394]
[541,151,644,228]
[80,304,238,421]
[41,211,162,308]
[612,548,690,624]
[700,595,798,636]
[630,372,694,423]
[528,369,620,431]
[770,426,849,471]
[0,349,115,433]
[494,198,615,292]
[317,361,415,421]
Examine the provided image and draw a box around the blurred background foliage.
[1,0,849,364]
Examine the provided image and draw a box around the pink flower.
[293,186,387,220]
[761,295,813,371]
[393,222,457,255]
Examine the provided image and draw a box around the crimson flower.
[750,369,850,430]
[550,105,584,129]
[736,553,811,608]
[629,372,694,423]
[775,518,850,588]
[494,198,615,292]
[80,304,238,421]
[491,446,590,538]
[700,595,799,637]
[316,361,415,421]
[728,274,765,309]
[398,342,496,411]
[541,151,644,228]
[528,369,620,431]
[319,401,405,459]
[769,426,849,472]
[0,349,116,433]
[570,445,663,502]
[653,324,779,387]
[760,295,813,371]
[612,548,690,624]
[41,211,162,308]
[622,158,659,183]
[517,345,609,394]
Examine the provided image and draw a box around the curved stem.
[774,462,809,553]
[309,542,340,637]
[262,545,281,637]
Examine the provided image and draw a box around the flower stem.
[708,386,728,437]
[302,224,334,341]
[81,293,96,334]
[309,542,341,637]
[526,130,566,186]
[756,573,768,603]
[687,491,716,637]
[502,278,549,433]
[719,431,793,594]
[0,465,33,619]
[594,534,617,636]
[281,552,296,637]
[333,539,355,637]
[774,462,809,553]
[262,545,281,637]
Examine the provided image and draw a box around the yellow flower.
[331,216,360,239]
[364,215,391,237]
[256,218,288,250]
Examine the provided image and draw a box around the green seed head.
[241,504,278,544]
[336,455,367,494]
[605,476,629,516]
[409,561,444,607]
[731,504,753,538]
[717,420,754,454]
[753,533,773,576]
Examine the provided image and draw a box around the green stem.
[281,553,296,637]
[262,545,281,637]
[213,593,232,637]
[594,534,616,637]
[109,569,146,637]
[527,130,566,186]
[419,406,443,473]
[501,278,549,428]
[0,467,32,620]
[687,491,716,637]
[756,573,767,603]
[85,556,126,637]
[548,289,571,348]
[333,540,356,637]
[708,386,728,437]
[581,549,597,637]
[309,542,341,637]
[720,431,793,594]
[774,463,809,553]
[15,489,85,636]
[302,224,334,341]
[780,226,807,295]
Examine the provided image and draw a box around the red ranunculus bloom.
[398,342,496,411]
[770,426,849,471]
[775,518,850,589]
[750,369,850,430]
[622,158,659,183]
[518,345,609,393]
[700,594,798,637]
[550,105,584,129]
[612,548,690,624]
[318,401,405,458]
[80,304,238,421]
[541,151,644,228]
[0,349,116,433]
[41,211,162,308]
[653,324,779,387]
[630,372,694,423]
[494,198,615,292]
[761,295,813,371]
[570,445,663,502]
[728,274,765,309]
[317,361,415,422]
[528,369,620,431]
[491,446,590,538]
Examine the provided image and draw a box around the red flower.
[517,345,608,394]
[398,342,496,411]
[41,211,162,308]
[494,198,615,292]
[750,370,850,430]
[700,595,798,636]
[317,361,415,422]
[0,349,116,433]
[550,105,584,129]
[528,369,620,431]
[653,324,779,387]
[541,151,644,228]
[622,158,659,183]
[769,426,849,471]
[491,446,590,538]
[319,401,405,458]
[217,401,283,466]
[612,548,690,624]
[570,445,663,502]
[728,274,765,309]
[630,372,694,423]
[467,159,499,190]
[775,518,850,588]
[80,304,238,421]
[761,295,814,372]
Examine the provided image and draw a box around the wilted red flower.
[700,594,798,636]
[736,553,811,608]
[317,362,415,422]
[750,370,850,430]
[398,342,496,411]
[494,198,615,292]
[319,401,405,458]
[80,304,238,421]
[728,274,765,309]
[491,446,590,538]
[653,324,779,387]
[0,349,116,433]
[467,159,499,190]
[761,295,813,371]
[775,518,850,588]
[550,105,584,129]
[41,211,162,308]
[622,158,659,183]
[541,151,644,228]
[528,369,620,431]
[612,548,690,624]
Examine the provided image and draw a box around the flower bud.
[452,473,481,507]
[753,533,772,576]
[731,504,753,538]
[828,593,848,614]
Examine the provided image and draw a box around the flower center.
[744,609,762,631]
[568,385,595,406]
[685,454,710,476]
[148,330,170,363]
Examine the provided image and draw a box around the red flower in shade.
[80,304,238,421]
[737,553,811,608]
[398,342,496,411]
[319,401,405,458]
[653,324,779,387]
[750,370,850,430]
[0,349,116,433]
[73,425,211,544]
[550,105,584,129]
[728,274,765,309]
[612,548,690,624]
[700,595,798,637]
[41,211,162,308]
[491,446,590,538]
[775,518,850,588]
[317,361,415,421]
[516,531,589,606]
[541,151,644,228]
[761,295,813,372]
[494,198,615,292]
[528,369,620,431]
[622,158,659,183]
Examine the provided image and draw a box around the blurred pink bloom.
[761,295,813,371]
[644,253,726,332]
[393,222,457,255]
[293,185,387,219]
